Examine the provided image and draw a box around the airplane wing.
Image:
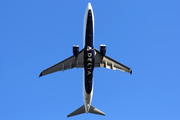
[39,49,84,77]
[94,49,132,74]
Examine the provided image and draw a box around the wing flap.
[94,49,132,74]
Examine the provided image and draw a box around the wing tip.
[39,72,42,77]
[130,69,132,74]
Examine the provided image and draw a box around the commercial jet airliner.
[39,3,132,117]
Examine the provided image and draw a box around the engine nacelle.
[100,44,106,56]
[73,45,79,57]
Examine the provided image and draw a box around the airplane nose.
[87,2,92,10]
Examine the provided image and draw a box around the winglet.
[130,69,132,74]
[39,72,42,77]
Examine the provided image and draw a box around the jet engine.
[100,44,106,56]
[73,45,79,57]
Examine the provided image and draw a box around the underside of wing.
[94,49,132,74]
[39,49,84,77]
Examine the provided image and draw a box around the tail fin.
[67,105,105,117]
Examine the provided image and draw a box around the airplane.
[39,2,132,117]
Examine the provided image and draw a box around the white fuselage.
[83,3,94,113]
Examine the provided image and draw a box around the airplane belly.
[83,2,95,113]
[83,8,94,95]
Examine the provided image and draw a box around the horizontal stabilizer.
[67,105,85,117]
[89,105,105,116]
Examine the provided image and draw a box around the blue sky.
[0,0,180,120]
